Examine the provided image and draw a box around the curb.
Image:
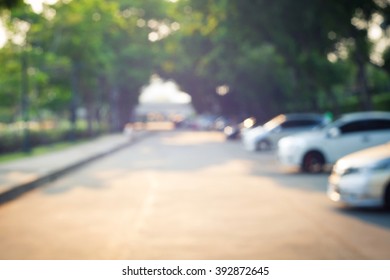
[0,130,153,205]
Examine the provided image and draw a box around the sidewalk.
[0,130,151,204]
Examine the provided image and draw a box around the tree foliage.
[0,0,22,9]
[0,0,389,130]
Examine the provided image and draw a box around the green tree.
[228,0,389,112]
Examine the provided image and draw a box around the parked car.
[193,114,217,130]
[224,125,241,140]
[327,142,390,208]
[242,113,327,151]
[278,111,390,173]
[224,117,256,140]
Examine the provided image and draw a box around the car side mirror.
[327,127,340,138]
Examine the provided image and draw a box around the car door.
[363,119,390,146]
[325,119,383,163]
[270,119,319,143]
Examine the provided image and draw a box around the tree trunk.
[69,61,80,141]
[109,86,121,132]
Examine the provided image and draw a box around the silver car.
[242,113,327,151]
[278,111,390,173]
[328,142,390,208]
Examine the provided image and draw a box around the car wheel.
[302,151,325,173]
[384,184,390,209]
[256,140,271,151]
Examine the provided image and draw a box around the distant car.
[278,111,390,173]
[327,143,390,208]
[224,117,256,140]
[193,114,217,130]
[242,113,326,151]
[224,125,241,140]
[214,116,229,131]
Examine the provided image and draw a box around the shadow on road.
[41,170,112,195]
[332,206,390,229]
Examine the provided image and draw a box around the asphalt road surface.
[0,131,389,260]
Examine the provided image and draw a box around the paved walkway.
[0,130,150,204]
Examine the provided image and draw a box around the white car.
[242,113,326,151]
[278,111,390,173]
[327,143,390,208]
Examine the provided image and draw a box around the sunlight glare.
[0,21,6,47]
[148,32,159,42]
[139,76,191,104]
[24,0,57,13]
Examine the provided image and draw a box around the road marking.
[106,171,159,259]
[132,171,158,232]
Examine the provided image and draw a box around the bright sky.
[0,21,6,46]
[139,76,191,104]
[0,0,57,47]
[24,0,57,13]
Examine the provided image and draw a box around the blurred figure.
[123,123,134,141]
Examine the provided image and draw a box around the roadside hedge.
[0,126,107,154]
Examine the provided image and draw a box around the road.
[0,131,389,260]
